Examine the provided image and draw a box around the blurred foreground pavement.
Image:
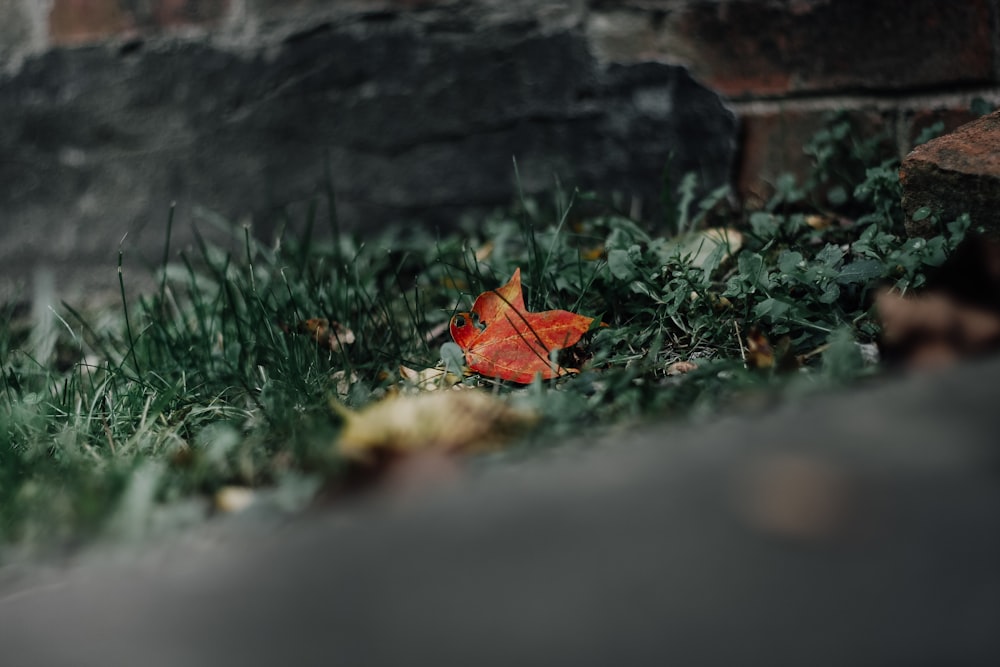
[1,357,999,666]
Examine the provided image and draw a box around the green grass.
[0,113,977,549]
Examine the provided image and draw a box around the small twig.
[799,342,831,361]
[423,320,450,344]
[734,319,746,363]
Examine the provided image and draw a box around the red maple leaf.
[449,268,600,383]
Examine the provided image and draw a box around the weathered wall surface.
[2,0,1000,300]
[0,0,737,300]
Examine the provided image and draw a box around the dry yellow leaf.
[214,486,255,514]
[804,214,834,231]
[331,369,359,398]
[745,327,774,370]
[334,391,538,464]
[398,364,464,392]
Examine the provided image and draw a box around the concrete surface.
[1,356,998,665]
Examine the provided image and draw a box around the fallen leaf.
[745,326,774,370]
[709,293,733,311]
[331,369,359,398]
[876,289,1000,368]
[745,326,797,372]
[804,214,833,231]
[876,235,1000,369]
[398,364,464,392]
[450,268,602,383]
[666,360,698,376]
[281,317,355,352]
[334,391,538,464]
[214,486,255,514]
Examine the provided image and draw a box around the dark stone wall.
[0,2,737,300]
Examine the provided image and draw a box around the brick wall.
[6,0,1000,209]
[587,0,1000,205]
[47,0,230,43]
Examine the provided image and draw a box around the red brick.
[904,108,991,149]
[588,0,997,99]
[901,110,1000,238]
[49,0,230,43]
[48,0,132,44]
[736,108,888,207]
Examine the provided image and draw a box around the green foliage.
[0,113,976,549]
